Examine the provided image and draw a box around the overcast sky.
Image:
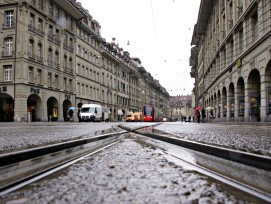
[78,0,201,96]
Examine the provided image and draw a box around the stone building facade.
[190,0,271,122]
[0,0,169,122]
[169,95,193,121]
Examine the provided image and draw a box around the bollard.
[49,115,52,122]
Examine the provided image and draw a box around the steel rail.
[0,141,121,196]
[163,146,271,203]
[132,128,271,172]
[126,125,271,203]
[0,130,127,192]
[0,130,127,166]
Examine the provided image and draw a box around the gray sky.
[78,0,201,96]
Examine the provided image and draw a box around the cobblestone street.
[1,139,250,204]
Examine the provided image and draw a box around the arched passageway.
[0,93,14,122]
[27,94,42,122]
[63,99,72,121]
[47,97,58,122]
[247,69,261,121]
[237,77,245,120]
[229,83,235,118]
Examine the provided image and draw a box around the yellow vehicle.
[133,112,143,122]
[126,112,134,122]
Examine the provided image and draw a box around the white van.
[79,104,102,122]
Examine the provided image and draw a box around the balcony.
[48,34,54,42]
[47,60,54,67]
[36,55,43,62]
[55,37,60,45]
[54,62,60,69]
[1,50,14,57]
[28,52,35,59]
[2,22,14,29]
[28,24,36,32]
[37,29,44,37]
[63,43,69,51]
[69,46,74,53]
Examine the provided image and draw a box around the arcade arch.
[27,94,42,122]
[63,99,72,121]
[47,97,58,122]
[247,69,261,121]
[0,93,14,122]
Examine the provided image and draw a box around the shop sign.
[65,94,71,99]
[236,58,242,68]
[16,94,27,98]
[30,87,40,94]
[0,86,7,93]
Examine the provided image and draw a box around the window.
[64,55,68,70]
[56,7,60,19]
[55,52,59,68]
[30,13,34,27]
[48,73,52,87]
[37,43,42,61]
[86,85,89,97]
[55,29,60,44]
[69,58,72,72]
[239,30,243,54]
[29,40,34,58]
[48,25,53,37]
[38,0,43,10]
[81,66,84,76]
[3,66,12,81]
[86,68,89,78]
[82,84,85,96]
[70,18,73,31]
[251,12,259,41]
[64,34,68,45]
[3,38,13,56]
[37,18,43,34]
[36,69,41,84]
[64,77,67,91]
[5,10,14,28]
[77,83,80,95]
[28,67,34,82]
[54,75,58,88]
[77,45,81,55]
[90,87,92,98]
[68,79,72,92]
[69,38,73,48]
[77,63,80,74]
[48,48,53,66]
[49,2,53,17]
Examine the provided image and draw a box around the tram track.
[0,129,127,195]
[0,124,270,203]
[120,124,271,203]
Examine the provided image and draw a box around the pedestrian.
[196,109,200,123]
[77,109,81,122]
[68,109,74,122]
[201,108,206,123]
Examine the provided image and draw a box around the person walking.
[201,108,206,123]
[196,109,201,123]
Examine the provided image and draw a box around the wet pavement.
[0,121,270,155]
[1,139,253,204]
[153,122,271,156]
[0,122,120,153]
[0,122,270,203]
